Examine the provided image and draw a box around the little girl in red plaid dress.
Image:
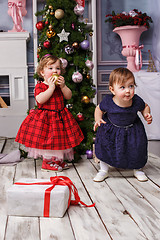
[15,55,84,171]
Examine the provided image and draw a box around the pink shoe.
[41,159,62,172]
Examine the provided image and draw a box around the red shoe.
[41,160,62,172]
[51,157,69,170]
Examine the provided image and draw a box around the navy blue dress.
[95,94,148,169]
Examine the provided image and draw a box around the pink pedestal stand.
[8,0,27,32]
[113,26,147,72]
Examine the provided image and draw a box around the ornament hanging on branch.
[86,149,93,159]
[77,112,84,121]
[72,71,83,83]
[74,4,84,16]
[72,42,79,49]
[85,59,94,70]
[80,39,89,50]
[36,21,44,31]
[64,45,74,54]
[81,95,90,104]
[43,40,51,48]
[46,28,56,38]
[60,58,68,68]
[57,29,70,42]
[55,9,64,19]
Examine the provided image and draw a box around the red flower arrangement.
[105,9,153,29]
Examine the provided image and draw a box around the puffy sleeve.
[133,94,145,111]
[99,94,111,112]
[34,83,46,98]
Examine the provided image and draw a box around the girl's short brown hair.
[36,55,65,79]
[109,68,136,87]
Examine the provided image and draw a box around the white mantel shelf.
[0,32,30,41]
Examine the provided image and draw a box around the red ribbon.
[15,176,95,217]
[75,0,85,7]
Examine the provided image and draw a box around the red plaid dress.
[15,82,84,150]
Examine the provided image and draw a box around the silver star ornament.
[57,29,70,42]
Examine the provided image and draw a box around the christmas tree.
[35,0,96,160]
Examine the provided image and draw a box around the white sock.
[100,161,109,173]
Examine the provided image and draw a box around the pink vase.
[113,25,147,72]
[8,0,27,32]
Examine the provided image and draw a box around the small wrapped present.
[7,176,95,218]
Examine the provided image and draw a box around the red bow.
[15,176,95,217]
[75,0,85,7]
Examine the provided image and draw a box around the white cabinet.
[134,71,160,140]
[0,32,30,137]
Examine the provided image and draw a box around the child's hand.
[94,119,106,131]
[144,113,152,124]
[56,76,65,88]
[48,75,56,88]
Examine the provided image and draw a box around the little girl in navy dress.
[15,55,84,171]
[94,68,152,182]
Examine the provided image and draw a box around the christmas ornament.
[80,40,89,50]
[45,21,49,25]
[72,71,83,83]
[77,112,84,121]
[71,23,75,29]
[49,25,53,29]
[89,32,93,37]
[64,45,74,54]
[49,5,53,9]
[74,4,84,16]
[60,58,68,68]
[46,29,56,38]
[85,59,94,70]
[66,103,73,109]
[36,21,44,31]
[81,96,90,104]
[86,73,90,79]
[55,9,64,19]
[43,40,51,48]
[86,150,93,159]
[57,29,70,42]
[93,137,96,143]
[50,11,54,16]
[72,42,79,49]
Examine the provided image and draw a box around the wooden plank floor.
[0,137,160,240]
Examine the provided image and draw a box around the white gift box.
[7,178,70,218]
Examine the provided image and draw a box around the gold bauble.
[55,9,64,19]
[86,73,90,79]
[49,5,53,9]
[81,96,90,104]
[89,32,93,37]
[72,42,79,49]
[46,29,56,38]
[50,11,54,15]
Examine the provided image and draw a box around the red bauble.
[36,21,44,31]
[45,21,49,25]
[77,112,84,121]
[43,40,51,48]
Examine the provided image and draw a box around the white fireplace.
[0,32,30,137]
